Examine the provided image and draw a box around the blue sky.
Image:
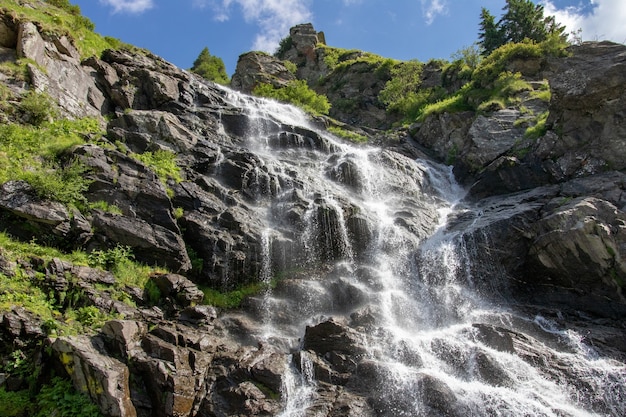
[71,1,626,76]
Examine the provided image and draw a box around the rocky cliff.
[1,5,625,417]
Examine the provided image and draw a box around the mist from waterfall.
[215,86,626,417]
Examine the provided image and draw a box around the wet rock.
[303,318,367,358]
[472,323,515,353]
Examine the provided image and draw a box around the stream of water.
[216,86,626,417]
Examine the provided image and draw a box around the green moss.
[88,200,123,215]
[3,0,121,59]
[327,126,368,143]
[132,149,183,184]
[201,281,274,309]
[0,388,33,416]
[253,80,331,115]
[524,111,549,139]
[0,117,103,207]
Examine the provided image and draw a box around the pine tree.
[478,0,566,55]
[190,47,230,85]
[478,8,504,55]
[500,0,548,44]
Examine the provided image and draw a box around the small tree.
[478,8,504,55]
[190,47,230,85]
[478,0,566,55]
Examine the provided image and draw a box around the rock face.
[230,51,296,94]
[412,41,626,199]
[1,10,626,417]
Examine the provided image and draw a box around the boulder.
[231,51,296,94]
[52,336,137,417]
[150,273,204,307]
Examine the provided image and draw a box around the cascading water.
[213,85,626,416]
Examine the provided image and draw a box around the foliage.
[478,0,567,55]
[0,117,102,208]
[44,0,81,16]
[524,110,549,139]
[283,60,297,74]
[132,149,183,184]
[88,200,123,215]
[35,377,103,417]
[319,45,394,75]
[274,36,293,58]
[418,91,472,120]
[0,388,32,416]
[0,232,162,336]
[201,282,270,309]
[378,60,423,111]
[253,80,331,115]
[450,43,482,71]
[190,47,230,85]
[4,0,129,59]
[19,91,58,126]
[88,244,134,270]
[328,126,367,143]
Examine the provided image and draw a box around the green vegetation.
[0,377,103,417]
[478,0,566,55]
[4,0,124,59]
[524,110,549,139]
[253,80,331,115]
[88,200,123,215]
[132,149,183,184]
[319,45,394,74]
[0,114,103,208]
[274,36,293,58]
[190,47,230,85]
[378,60,424,117]
[0,233,162,336]
[328,126,368,143]
[201,281,272,309]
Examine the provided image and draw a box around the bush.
[35,377,103,417]
[253,80,331,115]
[19,91,58,126]
[133,149,183,184]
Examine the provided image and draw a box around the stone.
[91,211,191,272]
[231,51,296,94]
[0,180,69,225]
[52,336,137,417]
[150,273,205,307]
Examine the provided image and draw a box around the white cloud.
[543,0,626,43]
[203,0,313,53]
[99,0,154,14]
[421,0,448,25]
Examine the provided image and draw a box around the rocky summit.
[1,5,625,417]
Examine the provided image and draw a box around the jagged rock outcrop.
[447,171,626,318]
[412,41,626,200]
[2,7,626,417]
[230,51,296,94]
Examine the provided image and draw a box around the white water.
[214,86,626,417]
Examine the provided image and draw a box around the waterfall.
[213,86,626,416]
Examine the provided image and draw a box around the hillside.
[0,2,625,417]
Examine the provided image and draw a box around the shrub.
[274,36,293,58]
[253,80,331,115]
[35,377,103,417]
[190,47,230,85]
[19,91,58,126]
[133,149,183,184]
[328,126,367,143]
